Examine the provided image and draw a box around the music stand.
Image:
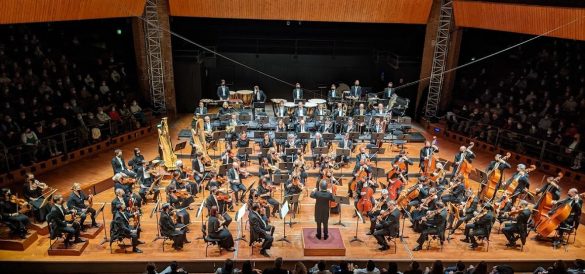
[336,148,351,176]
[278,162,294,173]
[239,113,251,124]
[220,114,231,122]
[253,102,265,110]
[275,132,288,141]
[277,201,291,243]
[298,132,310,142]
[314,147,329,167]
[348,132,360,141]
[258,116,269,129]
[285,148,299,162]
[212,131,226,159]
[372,132,385,144]
[151,199,165,242]
[235,125,248,134]
[237,147,253,166]
[234,203,248,242]
[95,203,108,245]
[322,133,335,142]
[274,174,289,200]
[333,196,350,227]
[287,194,301,223]
[219,164,229,176]
[335,116,346,125]
[350,206,365,243]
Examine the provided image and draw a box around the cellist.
[386,172,403,201]
[392,150,414,177]
[419,139,439,173]
[350,157,372,198]
[552,188,582,247]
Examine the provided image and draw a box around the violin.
[120,176,137,185]
[10,194,31,214]
[175,189,192,199]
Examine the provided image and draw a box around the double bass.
[504,165,537,196]
[454,142,474,189]
[480,152,511,201]
[535,193,584,237]
[532,173,563,226]
[422,136,438,176]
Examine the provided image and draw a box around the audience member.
[263,257,289,274]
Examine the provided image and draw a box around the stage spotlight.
[116,29,122,35]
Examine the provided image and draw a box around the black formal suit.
[0,200,30,235]
[111,156,136,177]
[253,90,266,103]
[160,211,187,248]
[296,107,307,118]
[318,123,334,133]
[194,107,208,116]
[67,191,96,227]
[383,87,394,99]
[110,196,128,215]
[217,85,229,100]
[208,215,234,249]
[484,160,512,189]
[48,204,81,243]
[350,85,362,98]
[310,189,335,238]
[373,208,401,247]
[464,210,494,245]
[128,154,144,171]
[354,108,368,116]
[452,151,476,177]
[249,210,273,251]
[328,89,340,99]
[111,210,139,248]
[505,172,530,203]
[502,208,531,245]
[292,88,303,101]
[419,146,438,170]
[337,139,353,163]
[416,208,447,246]
[450,196,479,231]
[228,168,247,202]
[535,182,561,201]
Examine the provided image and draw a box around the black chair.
[108,221,129,254]
[474,224,493,252]
[46,212,71,250]
[159,228,171,252]
[201,223,221,257]
[385,233,398,254]
[554,224,577,251]
[249,226,264,255]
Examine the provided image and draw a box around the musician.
[354,103,368,116]
[328,84,340,100]
[502,200,531,247]
[260,133,275,150]
[23,173,50,222]
[504,164,530,204]
[284,134,300,162]
[318,117,334,133]
[373,200,400,251]
[535,176,562,202]
[249,203,274,257]
[311,181,335,240]
[202,115,214,142]
[311,133,326,167]
[383,82,394,99]
[236,131,251,163]
[49,194,86,248]
[276,118,287,132]
[296,101,307,119]
[553,188,582,246]
[267,147,281,166]
[461,203,494,249]
[292,82,303,101]
[111,149,136,178]
[166,185,192,225]
[111,188,127,215]
[333,102,346,120]
[412,202,447,251]
[226,113,239,141]
[275,102,288,118]
[342,118,356,134]
[253,85,266,103]
[372,103,386,116]
[449,190,478,234]
[257,178,280,217]
[192,152,208,187]
[207,205,235,251]
[367,189,390,234]
[391,150,414,176]
[386,172,403,201]
[337,133,353,164]
[138,160,161,203]
[160,204,189,251]
[485,154,512,187]
[217,79,229,100]
[0,188,30,238]
[176,160,199,196]
[355,147,369,169]
[350,80,362,98]
[111,203,142,253]
[112,173,133,195]
[194,101,208,116]
[220,143,236,166]
[67,183,97,230]
[219,101,232,116]
[315,104,329,117]
[406,177,430,212]
[205,187,233,227]
[295,118,309,133]
[285,175,304,216]
[371,118,385,134]
[128,147,145,172]
[228,162,247,204]
[441,177,466,204]
[452,146,475,177]
[419,141,439,172]
[411,188,438,232]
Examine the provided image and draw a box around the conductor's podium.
[302,227,346,256]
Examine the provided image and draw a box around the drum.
[237,90,254,107]
[305,102,317,116]
[284,102,297,116]
[271,98,287,105]
[229,91,240,101]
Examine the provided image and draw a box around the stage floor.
[0,114,583,272]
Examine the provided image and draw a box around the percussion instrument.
[237,90,254,107]
[200,98,213,104]
[229,91,240,101]
[305,102,317,116]
[337,83,350,93]
[284,102,297,116]
[271,98,287,104]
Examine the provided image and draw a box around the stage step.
[47,239,89,256]
[0,228,38,251]
[302,227,346,256]
[30,221,49,236]
[80,223,104,239]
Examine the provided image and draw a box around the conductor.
[310,180,335,240]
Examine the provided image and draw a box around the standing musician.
[503,164,530,204]
[67,183,98,230]
[194,101,208,116]
[257,177,280,218]
[111,203,142,253]
[228,162,247,204]
[553,188,582,246]
[485,154,512,188]
[249,203,275,257]
[49,194,86,248]
[217,79,230,100]
[253,85,266,103]
[412,202,447,251]
[449,189,478,234]
[138,160,161,204]
[23,173,51,222]
[337,133,353,165]
[461,203,494,249]
[350,80,362,98]
[208,205,235,251]
[502,200,531,248]
[311,181,335,240]
[160,203,189,250]
[111,149,136,178]
[373,200,401,251]
[205,187,233,227]
[166,185,192,225]
[451,145,475,178]
[128,147,145,172]
[419,140,439,172]
[383,82,394,99]
[285,175,304,217]
[0,188,30,238]
[367,189,390,235]
[292,82,303,101]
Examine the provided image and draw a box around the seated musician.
[355,147,369,169]
[49,194,86,248]
[328,84,340,101]
[412,201,447,251]
[449,189,478,234]
[373,200,401,251]
[111,188,128,215]
[285,175,304,216]
[504,164,530,204]
[205,187,233,224]
[371,103,386,116]
[191,152,208,188]
[318,117,334,133]
[138,160,161,204]
[202,115,214,139]
[259,157,274,179]
[296,101,307,120]
[276,118,287,132]
[354,103,368,116]
[228,162,248,204]
[128,147,145,172]
[311,133,327,168]
[333,102,345,120]
[392,150,414,176]
[260,133,275,150]
[220,143,236,166]
[502,200,531,248]
[367,189,390,234]
[67,183,98,230]
[236,131,251,163]
[217,79,229,100]
[226,113,239,141]
[0,188,30,238]
[461,203,494,249]
[314,103,329,118]
[111,149,136,178]
[275,102,288,118]
[553,188,583,246]
[160,203,189,250]
[111,203,142,253]
[370,118,385,134]
[257,177,280,218]
[174,161,197,197]
[166,185,192,225]
[405,177,430,212]
[195,101,208,116]
[23,173,50,222]
[411,188,438,232]
[252,85,266,103]
[440,176,466,204]
[430,162,448,187]
[112,172,133,196]
[293,157,309,185]
[451,145,476,177]
[419,140,439,172]
[383,82,394,99]
[283,134,300,162]
[249,202,275,257]
[267,147,282,167]
[351,158,373,198]
[208,205,235,251]
[219,101,232,116]
[386,172,404,201]
[336,134,353,165]
[292,82,303,101]
[342,118,356,134]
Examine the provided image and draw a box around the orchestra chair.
[201,223,221,257]
[46,211,73,251]
[554,224,577,252]
[158,227,172,252]
[248,225,265,256]
[108,221,130,254]
[474,224,493,252]
[424,232,445,251]
[385,233,398,254]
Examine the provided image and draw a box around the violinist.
[138,160,161,204]
[111,188,128,215]
[535,176,562,202]
[461,203,494,249]
[391,150,414,176]
[411,187,438,232]
[405,177,430,212]
[49,194,86,248]
[166,185,191,225]
[191,152,208,189]
[208,205,235,251]
[205,187,233,227]
[23,173,50,222]
[285,175,304,216]
[228,162,248,204]
[412,202,447,251]
[311,133,327,168]
[503,164,530,204]
[449,189,478,235]
[220,143,236,166]
[419,140,439,172]
[67,183,98,230]
[0,188,30,238]
[284,134,300,162]
[354,147,369,170]
[373,200,400,251]
[176,160,199,196]
[111,203,142,253]
[267,147,282,166]
[451,145,475,178]
[337,133,353,165]
[160,203,189,250]
[441,176,466,204]
[367,189,390,235]
[128,147,145,172]
[112,172,133,196]
[553,188,582,247]
[502,200,531,248]
[259,157,274,178]
[249,203,274,257]
[257,178,280,218]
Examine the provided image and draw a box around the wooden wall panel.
[169,0,433,24]
[454,1,585,41]
[0,0,145,24]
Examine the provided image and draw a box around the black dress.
[207,216,234,249]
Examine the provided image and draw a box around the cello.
[356,180,374,218]
[535,193,584,237]
[454,142,474,189]
[480,152,511,201]
[532,173,563,226]
[396,183,421,209]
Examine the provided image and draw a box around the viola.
[480,152,511,201]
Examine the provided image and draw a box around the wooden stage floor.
[0,114,583,272]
